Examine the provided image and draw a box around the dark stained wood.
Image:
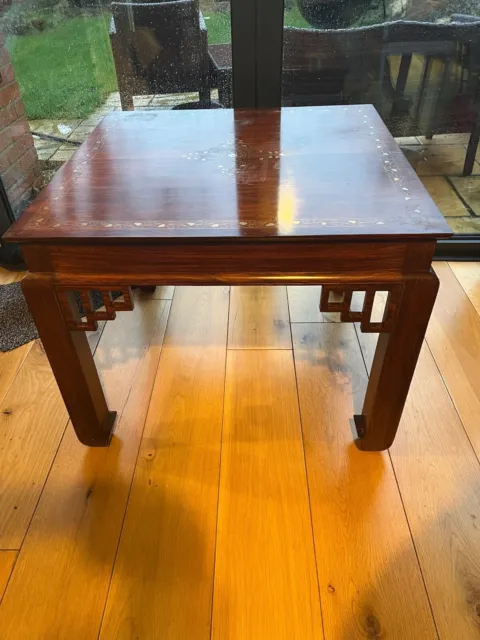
[355,271,439,451]
[4,107,450,243]
[319,282,403,333]
[21,274,116,446]
[3,107,451,450]
[20,240,435,284]
[56,286,134,331]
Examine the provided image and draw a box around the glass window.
[282,1,480,236]
[0,0,232,214]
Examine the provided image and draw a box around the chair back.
[111,0,202,94]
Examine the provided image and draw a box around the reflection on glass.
[282,0,480,236]
[234,109,281,229]
[0,0,232,216]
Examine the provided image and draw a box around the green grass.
[204,11,231,44]
[7,15,118,120]
[283,6,311,28]
[204,6,309,45]
[6,8,310,121]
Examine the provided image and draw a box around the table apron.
[22,239,436,286]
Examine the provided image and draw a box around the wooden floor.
[0,263,479,639]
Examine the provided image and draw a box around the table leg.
[355,273,439,451]
[22,274,116,446]
[137,286,157,293]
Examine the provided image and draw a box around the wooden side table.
[3,106,451,450]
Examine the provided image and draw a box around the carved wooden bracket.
[320,283,403,333]
[56,286,134,331]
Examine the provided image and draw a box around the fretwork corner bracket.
[320,284,403,333]
[56,286,134,331]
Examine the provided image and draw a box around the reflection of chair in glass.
[295,0,384,29]
[382,20,480,176]
[283,19,480,175]
[283,26,383,107]
[110,0,211,111]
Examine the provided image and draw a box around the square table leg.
[22,274,116,446]
[355,272,439,451]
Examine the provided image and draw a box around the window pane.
[282,1,480,236]
[0,0,231,215]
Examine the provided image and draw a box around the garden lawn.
[204,6,309,42]
[6,15,118,120]
[6,8,309,120]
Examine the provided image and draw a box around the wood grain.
[0,268,29,403]
[100,286,229,640]
[0,299,171,639]
[287,285,324,322]
[228,286,291,349]
[292,323,436,639]
[4,107,451,243]
[212,350,322,639]
[87,320,106,353]
[449,262,480,315]
[0,341,69,548]
[24,239,423,284]
[0,268,24,285]
[0,552,16,602]
[426,262,480,458]
[357,329,480,637]
[0,342,34,406]
[392,345,480,638]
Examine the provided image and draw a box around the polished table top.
[5,105,451,244]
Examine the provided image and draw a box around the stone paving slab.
[50,145,76,163]
[29,90,219,160]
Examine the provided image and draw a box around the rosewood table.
[3,106,452,451]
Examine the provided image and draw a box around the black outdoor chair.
[110,0,211,111]
[283,19,480,175]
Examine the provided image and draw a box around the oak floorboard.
[0,299,170,639]
[356,327,480,637]
[0,342,33,407]
[0,341,69,548]
[0,269,32,405]
[212,350,323,640]
[427,262,480,458]
[100,287,229,640]
[448,262,480,316]
[0,551,16,602]
[0,268,24,285]
[228,286,291,348]
[293,323,437,640]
